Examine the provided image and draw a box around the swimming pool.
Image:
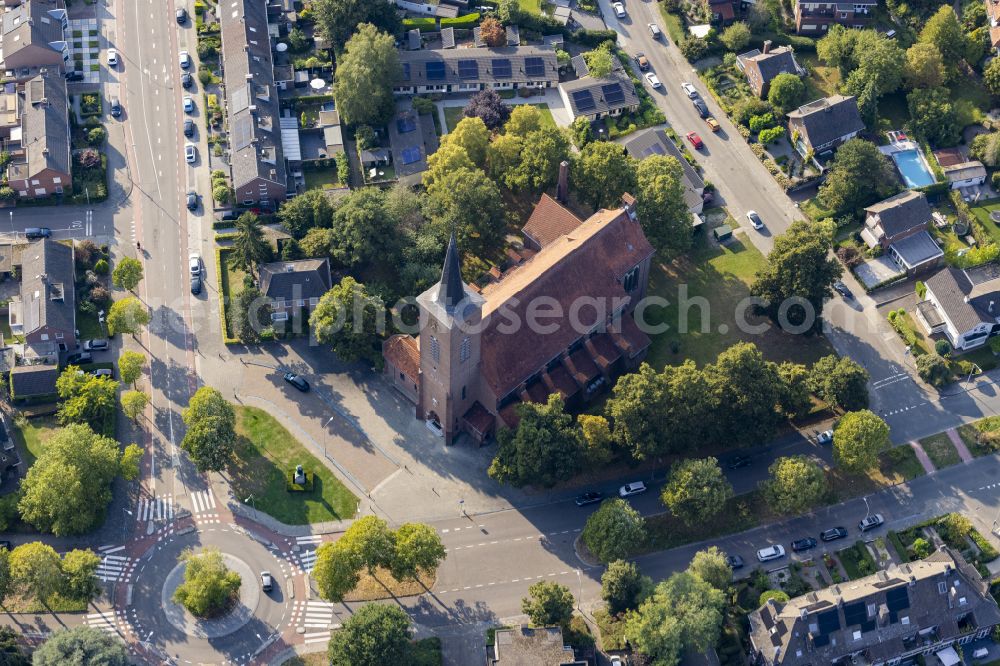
[890,149,936,189]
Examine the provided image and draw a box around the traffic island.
[161,550,260,639]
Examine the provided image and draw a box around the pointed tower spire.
[437,233,466,308]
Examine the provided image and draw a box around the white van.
[973,648,990,660]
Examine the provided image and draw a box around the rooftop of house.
[521,193,583,248]
[560,72,639,117]
[396,45,559,87]
[890,230,944,270]
[10,68,69,181]
[387,100,439,180]
[749,548,1000,666]
[737,43,799,84]
[865,190,932,238]
[787,95,865,149]
[10,364,58,397]
[0,0,66,66]
[383,334,420,380]
[623,128,705,210]
[19,238,74,337]
[258,258,332,303]
[926,267,1000,332]
[491,625,580,665]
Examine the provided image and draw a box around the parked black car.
[190,273,202,295]
[693,98,709,118]
[574,491,603,507]
[65,352,93,366]
[66,71,85,82]
[791,537,818,552]
[820,527,849,542]
[727,454,751,469]
[181,72,193,89]
[183,119,195,138]
[725,555,744,570]
[283,372,310,392]
[186,191,198,211]
[176,7,188,23]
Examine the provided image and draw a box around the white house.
[917,267,1000,350]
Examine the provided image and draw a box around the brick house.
[794,0,876,34]
[787,95,865,158]
[258,258,332,324]
[8,239,75,359]
[0,0,69,77]
[860,191,943,275]
[6,69,71,198]
[737,41,802,99]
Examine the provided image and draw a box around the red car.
[686,131,703,149]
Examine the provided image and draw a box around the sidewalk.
[946,428,974,463]
[908,440,936,474]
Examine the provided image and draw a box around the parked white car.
[648,23,662,39]
[179,50,191,69]
[107,48,119,67]
[618,481,647,498]
[184,143,196,163]
[613,2,626,17]
[644,72,662,89]
[681,82,698,98]
[756,544,786,562]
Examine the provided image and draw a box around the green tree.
[339,515,396,575]
[584,48,615,78]
[312,0,399,47]
[569,115,592,148]
[231,212,271,277]
[916,352,951,386]
[121,390,149,422]
[106,296,151,336]
[9,542,62,604]
[834,410,890,473]
[582,499,646,563]
[314,540,362,602]
[332,24,400,126]
[329,188,400,269]
[905,43,946,89]
[970,131,1000,167]
[310,277,385,365]
[820,138,900,213]
[181,387,236,472]
[856,77,879,128]
[577,414,614,467]
[0,548,10,606]
[777,361,812,419]
[487,133,524,185]
[18,425,121,536]
[60,549,101,601]
[688,547,733,590]
[907,87,960,147]
[120,443,143,481]
[506,104,546,138]
[918,6,966,76]
[172,547,242,617]
[817,25,860,75]
[635,154,691,256]
[446,117,491,168]
[328,603,412,666]
[56,369,117,433]
[32,626,129,666]
[521,581,574,627]
[809,355,870,411]
[489,395,583,487]
[0,627,28,666]
[661,458,733,526]
[767,73,805,114]
[230,286,272,345]
[680,37,709,61]
[389,522,446,582]
[572,141,637,210]
[117,350,146,387]
[719,22,751,51]
[985,57,1000,96]
[625,571,727,665]
[277,188,334,238]
[843,32,905,98]
[425,166,507,259]
[602,560,647,615]
[111,256,143,291]
[763,455,828,514]
[515,126,571,192]
[705,343,788,445]
[426,142,475,191]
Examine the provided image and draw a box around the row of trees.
[0,541,102,607]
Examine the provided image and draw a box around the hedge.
[441,12,480,27]
[216,247,239,345]
[971,529,1000,562]
[402,17,436,29]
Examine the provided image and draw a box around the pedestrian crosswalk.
[190,490,217,514]
[136,495,174,522]
[96,554,132,582]
[86,610,128,635]
[303,630,336,646]
[294,549,317,573]
[292,600,341,641]
[296,535,322,545]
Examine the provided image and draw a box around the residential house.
[0,0,69,78]
[794,0,876,34]
[8,239,75,359]
[387,99,439,185]
[737,41,802,99]
[989,0,1000,52]
[748,548,1000,665]
[258,258,332,324]
[394,0,459,18]
[488,625,584,665]
[393,45,559,95]
[382,194,655,445]
[6,68,71,198]
[559,54,639,122]
[706,0,736,24]
[220,0,288,207]
[787,95,865,158]
[9,365,58,401]
[624,128,707,216]
[917,267,1000,351]
[860,191,943,275]
[934,148,988,189]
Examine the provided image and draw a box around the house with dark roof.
[787,95,865,157]
[258,258,332,324]
[558,73,639,121]
[220,0,288,207]
[9,365,58,400]
[386,99,439,185]
[737,41,802,98]
[917,268,1000,351]
[748,548,1000,665]
[382,194,654,445]
[624,128,707,216]
[8,239,75,358]
[0,0,68,77]
[393,45,559,95]
[795,0,876,34]
[860,191,942,275]
[7,68,70,198]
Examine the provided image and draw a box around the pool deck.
[880,141,936,189]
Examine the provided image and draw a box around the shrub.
[0,186,15,202]
[759,590,790,606]
[749,113,776,133]
[911,537,932,558]
[993,172,1000,190]
[934,339,951,356]
[198,69,213,85]
[87,127,107,146]
[680,37,709,61]
[915,280,927,299]
[836,245,863,268]
[76,149,100,168]
[93,258,109,275]
[758,126,786,144]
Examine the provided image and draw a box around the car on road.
[725,554,745,569]
[817,429,833,445]
[185,143,197,163]
[179,50,191,69]
[83,339,109,352]
[107,48,119,68]
[686,132,703,149]
[66,71,84,82]
[110,97,121,118]
[706,117,720,132]
[186,191,198,211]
[260,571,273,592]
[283,372,310,392]
[746,210,764,230]
[618,481,646,498]
[634,52,649,70]
[693,98,709,118]
[181,72,193,89]
[820,526,849,542]
[65,352,93,366]
[612,2,626,17]
[834,281,853,299]
[574,491,603,507]
[681,82,698,98]
[190,273,202,295]
[189,253,201,275]
[644,72,662,89]
[176,7,188,23]
[727,454,752,469]
[91,368,113,378]
[859,514,885,532]
[791,537,818,552]
[183,96,195,113]
[183,118,195,137]
[648,23,661,39]
[24,227,51,240]
[756,544,786,562]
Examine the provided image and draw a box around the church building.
[383,194,655,445]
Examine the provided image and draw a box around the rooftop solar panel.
[426,61,446,80]
[572,89,595,112]
[492,58,512,78]
[458,59,478,79]
[524,56,545,77]
[402,62,411,81]
[843,601,866,627]
[812,634,830,648]
[640,143,666,158]
[816,609,840,634]
[400,146,422,165]
[396,116,417,133]
[885,587,910,612]
[602,83,625,105]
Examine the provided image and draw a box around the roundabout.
[160,552,260,639]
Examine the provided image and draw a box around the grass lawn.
[658,4,687,45]
[951,81,989,128]
[444,103,555,133]
[13,415,60,467]
[970,198,1000,246]
[801,197,834,223]
[644,227,834,368]
[218,248,244,339]
[302,166,342,191]
[280,656,328,666]
[919,433,961,469]
[836,541,876,580]
[799,54,841,100]
[517,0,542,14]
[876,92,910,134]
[957,416,1000,458]
[229,406,358,524]
[75,305,104,341]
[2,592,89,614]
[342,566,434,602]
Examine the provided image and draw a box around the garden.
[888,513,999,577]
[957,416,1000,458]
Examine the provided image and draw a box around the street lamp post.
[862,495,871,522]
[323,416,335,459]
[967,363,981,386]
[122,508,132,541]
[245,494,257,520]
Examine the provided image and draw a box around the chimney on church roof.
[436,233,466,308]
